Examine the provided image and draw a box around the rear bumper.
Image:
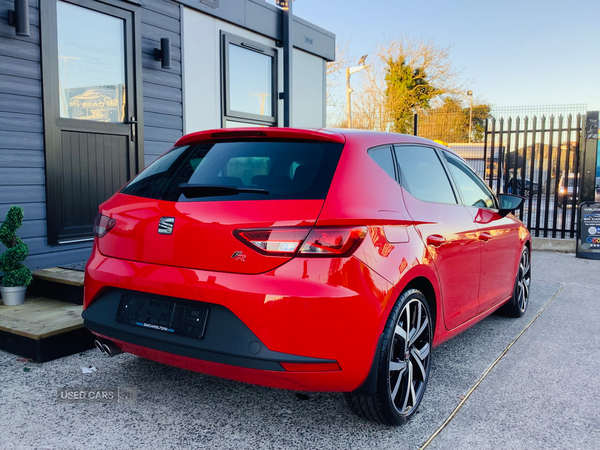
[83,289,337,372]
[83,249,397,391]
[558,193,575,202]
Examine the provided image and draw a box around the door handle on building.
[127,117,137,142]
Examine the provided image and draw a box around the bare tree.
[327,38,352,76]
[325,38,354,126]
[350,34,468,131]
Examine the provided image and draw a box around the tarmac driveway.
[0,252,598,449]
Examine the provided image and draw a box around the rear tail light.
[299,227,367,256]
[234,226,367,258]
[94,213,116,238]
[234,228,311,256]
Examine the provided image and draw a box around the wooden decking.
[29,267,85,305]
[0,296,84,340]
[0,271,95,362]
[32,267,84,287]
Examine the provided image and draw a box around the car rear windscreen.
[120,140,344,202]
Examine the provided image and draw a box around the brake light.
[234,226,367,257]
[94,213,116,238]
[299,227,367,256]
[234,228,311,256]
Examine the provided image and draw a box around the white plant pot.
[1,286,27,306]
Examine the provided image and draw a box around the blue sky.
[289,0,600,110]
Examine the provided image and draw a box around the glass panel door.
[41,0,140,245]
[56,1,126,123]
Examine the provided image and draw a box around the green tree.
[420,97,491,143]
[385,58,439,133]
[471,103,492,142]
[346,35,466,131]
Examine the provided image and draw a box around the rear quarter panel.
[318,133,445,343]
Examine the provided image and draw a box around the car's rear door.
[394,145,482,330]
[442,151,521,313]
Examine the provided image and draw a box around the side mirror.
[498,194,524,217]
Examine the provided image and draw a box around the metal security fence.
[489,104,587,121]
[414,105,587,239]
[484,114,584,239]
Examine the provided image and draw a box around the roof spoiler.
[175,127,346,146]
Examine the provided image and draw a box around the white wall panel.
[182,9,219,133]
[292,48,325,128]
[183,7,283,132]
[183,7,327,132]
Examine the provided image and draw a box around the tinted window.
[444,152,496,209]
[368,146,396,180]
[121,140,344,202]
[393,145,457,204]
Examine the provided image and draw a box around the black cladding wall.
[0,0,184,269]
[0,0,333,270]
[140,0,184,167]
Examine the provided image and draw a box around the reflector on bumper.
[280,362,341,372]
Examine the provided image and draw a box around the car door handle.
[427,234,446,247]
[479,232,492,242]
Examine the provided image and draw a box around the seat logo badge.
[158,217,175,235]
[232,251,246,262]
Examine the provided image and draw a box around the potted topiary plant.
[0,206,33,306]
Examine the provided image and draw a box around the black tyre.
[345,289,432,425]
[500,247,531,318]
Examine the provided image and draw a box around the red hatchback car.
[83,128,531,425]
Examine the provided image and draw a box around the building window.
[222,33,277,127]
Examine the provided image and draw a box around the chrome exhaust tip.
[94,339,108,355]
[102,340,123,357]
[94,339,123,356]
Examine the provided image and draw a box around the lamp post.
[346,54,370,128]
[276,0,293,127]
[467,90,473,143]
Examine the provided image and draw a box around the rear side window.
[393,145,457,205]
[368,146,396,180]
[121,140,344,202]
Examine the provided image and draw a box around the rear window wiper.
[179,183,269,198]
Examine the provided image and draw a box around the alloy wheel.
[516,249,531,313]
[389,298,431,415]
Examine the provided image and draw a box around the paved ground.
[428,252,600,450]
[0,252,598,449]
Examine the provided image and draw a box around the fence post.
[581,111,599,203]
[483,118,488,180]
[413,114,418,136]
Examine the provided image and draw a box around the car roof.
[175,127,458,156]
